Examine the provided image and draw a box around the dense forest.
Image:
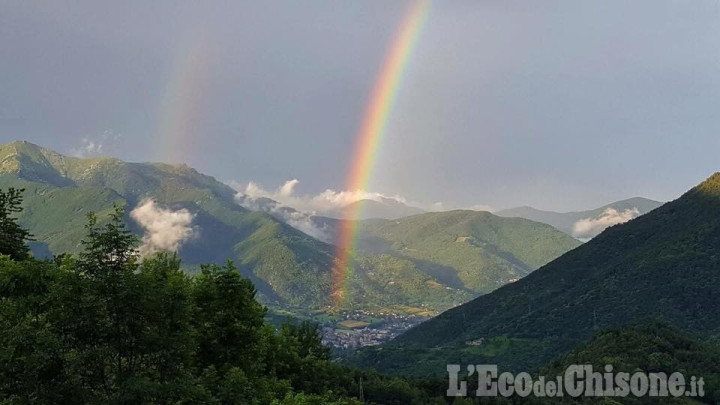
[0,188,454,404]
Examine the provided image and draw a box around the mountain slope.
[354,173,720,375]
[352,210,582,294]
[496,197,664,238]
[0,142,345,307]
[246,203,582,301]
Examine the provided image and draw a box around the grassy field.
[337,320,371,329]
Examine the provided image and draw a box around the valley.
[267,306,435,350]
[2,141,719,402]
[3,2,716,401]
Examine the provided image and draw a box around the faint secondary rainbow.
[156,39,211,164]
[331,0,431,307]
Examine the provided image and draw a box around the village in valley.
[320,311,427,349]
[268,308,431,349]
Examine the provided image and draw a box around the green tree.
[0,203,449,404]
[284,321,330,361]
[79,205,137,279]
[74,205,143,400]
[0,188,33,260]
[135,252,196,402]
[0,257,66,403]
[193,261,267,375]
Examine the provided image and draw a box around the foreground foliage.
[0,188,33,261]
[0,200,451,404]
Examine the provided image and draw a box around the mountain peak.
[0,141,76,185]
[694,172,720,196]
[0,141,238,201]
[333,198,425,220]
[2,140,62,157]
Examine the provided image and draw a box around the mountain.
[312,210,581,295]
[328,197,425,220]
[351,210,581,294]
[0,141,578,315]
[496,197,664,239]
[352,173,720,376]
[0,141,338,308]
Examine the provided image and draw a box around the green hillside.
[351,173,720,376]
[0,142,335,309]
[354,210,582,294]
[1,141,575,314]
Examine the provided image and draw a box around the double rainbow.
[331,0,431,306]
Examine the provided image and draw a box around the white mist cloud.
[236,192,331,243]
[234,179,420,242]
[278,179,298,198]
[130,199,196,258]
[467,204,494,212]
[282,211,331,243]
[70,130,121,158]
[572,207,640,240]
[235,179,409,214]
[426,202,494,213]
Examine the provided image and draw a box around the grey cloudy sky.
[1,1,719,211]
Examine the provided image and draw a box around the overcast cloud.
[1,1,718,211]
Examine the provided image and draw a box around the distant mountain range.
[351,173,720,376]
[496,197,664,239]
[0,141,579,314]
[328,197,425,220]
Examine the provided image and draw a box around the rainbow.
[156,40,210,164]
[331,0,431,307]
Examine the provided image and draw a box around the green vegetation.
[3,159,720,402]
[541,322,720,403]
[352,173,720,376]
[341,253,473,312]
[432,323,720,404]
[0,188,34,260]
[355,210,581,294]
[0,141,579,314]
[338,320,371,329]
[0,192,454,404]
